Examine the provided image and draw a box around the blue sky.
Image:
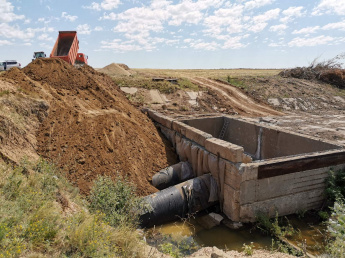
[1,0,345,68]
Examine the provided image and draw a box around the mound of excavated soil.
[98,63,132,76]
[1,58,177,195]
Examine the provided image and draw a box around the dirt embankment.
[1,59,177,195]
[97,63,136,76]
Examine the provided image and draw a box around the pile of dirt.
[98,63,133,76]
[0,79,48,163]
[1,58,177,196]
[117,63,130,70]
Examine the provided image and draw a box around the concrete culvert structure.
[140,174,218,228]
[147,110,345,222]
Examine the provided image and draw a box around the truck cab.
[33,51,46,59]
[75,53,88,65]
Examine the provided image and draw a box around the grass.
[0,90,10,97]
[0,159,144,257]
[324,168,345,257]
[134,68,281,79]
[112,75,200,94]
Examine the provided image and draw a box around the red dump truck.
[50,31,88,65]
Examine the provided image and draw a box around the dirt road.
[191,77,283,117]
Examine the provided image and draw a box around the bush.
[325,168,345,204]
[327,201,345,257]
[88,175,141,227]
[0,160,144,257]
[279,53,345,89]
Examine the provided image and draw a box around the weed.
[156,234,199,258]
[327,201,345,257]
[324,168,345,257]
[318,210,329,221]
[242,242,254,256]
[88,174,141,227]
[160,242,180,257]
[325,168,345,204]
[178,78,200,91]
[256,212,295,238]
[0,159,144,257]
[0,90,10,97]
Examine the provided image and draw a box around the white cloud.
[94,26,103,31]
[77,24,92,35]
[322,20,345,30]
[38,33,53,41]
[167,0,224,26]
[222,36,246,49]
[252,8,280,23]
[37,16,60,24]
[312,0,345,16]
[101,39,146,52]
[247,22,268,32]
[288,35,334,47]
[244,0,275,10]
[203,4,244,36]
[269,24,288,34]
[0,23,35,39]
[248,8,280,32]
[292,26,320,34]
[280,6,304,23]
[84,0,121,11]
[0,39,11,46]
[100,12,117,20]
[61,12,78,22]
[190,40,221,50]
[0,0,25,23]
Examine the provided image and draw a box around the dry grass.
[134,68,282,79]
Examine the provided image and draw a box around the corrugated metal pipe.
[139,174,218,228]
[152,161,194,190]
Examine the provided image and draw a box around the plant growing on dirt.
[88,175,141,227]
[327,201,345,257]
[255,212,303,256]
[242,242,254,256]
[324,168,345,257]
[0,159,144,257]
[325,168,345,204]
[256,212,295,238]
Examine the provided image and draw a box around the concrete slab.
[196,213,224,229]
[120,87,137,94]
[149,89,165,104]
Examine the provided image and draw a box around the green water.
[148,214,327,255]
[150,219,273,252]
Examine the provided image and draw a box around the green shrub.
[0,160,144,257]
[327,201,345,257]
[242,242,254,256]
[325,168,345,204]
[256,212,295,238]
[88,175,140,227]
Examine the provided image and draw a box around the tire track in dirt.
[191,77,284,117]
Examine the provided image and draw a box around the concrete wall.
[183,116,340,160]
[147,110,345,222]
[238,163,345,222]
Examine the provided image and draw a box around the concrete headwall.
[147,110,345,222]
